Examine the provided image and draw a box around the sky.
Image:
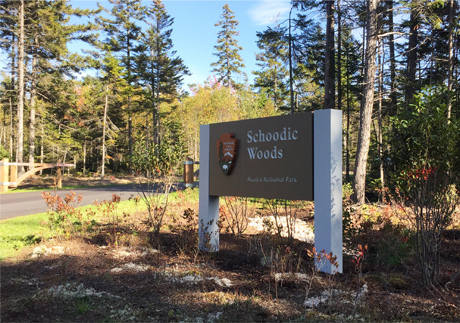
[0,0,324,91]
[69,0,295,90]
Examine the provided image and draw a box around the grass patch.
[0,198,144,260]
[1,182,134,194]
[0,212,50,259]
[0,186,194,260]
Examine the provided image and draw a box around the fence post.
[0,158,8,192]
[10,163,17,187]
[57,160,62,188]
[184,157,195,188]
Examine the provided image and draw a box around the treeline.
[0,0,459,203]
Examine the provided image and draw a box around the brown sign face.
[209,113,313,201]
[216,133,238,175]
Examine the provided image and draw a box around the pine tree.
[291,15,325,111]
[26,0,98,165]
[253,26,289,111]
[211,4,245,88]
[252,5,327,113]
[97,0,145,159]
[138,0,189,147]
[324,0,335,110]
[100,53,127,178]
[0,0,98,168]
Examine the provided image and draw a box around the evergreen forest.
[1,0,459,204]
[2,2,460,318]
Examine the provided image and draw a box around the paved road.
[0,184,156,220]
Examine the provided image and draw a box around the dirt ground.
[17,174,138,189]
[1,181,460,322]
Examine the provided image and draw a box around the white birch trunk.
[353,0,379,204]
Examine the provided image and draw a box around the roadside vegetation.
[2,86,460,321]
[1,180,459,322]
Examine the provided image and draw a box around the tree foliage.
[211,4,246,88]
[0,0,458,207]
[391,87,460,287]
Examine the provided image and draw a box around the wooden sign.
[200,110,343,273]
[209,113,313,201]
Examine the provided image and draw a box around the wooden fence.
[0,158,75,192]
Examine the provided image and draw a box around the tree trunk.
[40,122,44,174]
[146,111,149,149]
[377,39,385,200]
[9,32,16,159]
[456,37,459,118]
[346,49,350,182]
[83,139,87,175]
[9,98,13,158]
[387,0,397,116]
[1,109,5,147]
[405,6,418,107]
[324,0,335,110]
[127,21,133,161]
[101,86,109,179]
[353,0,379,204]
[29,35,38,166]
[446,0,453,121]
[289,8,294,113]
[150,46,155,148]
[17,0,25,175]
[155,62,161,147]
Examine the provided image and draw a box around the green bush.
[0,145,10,159]
[390,87,459,189]
[390,87,460,287]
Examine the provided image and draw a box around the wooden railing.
[0,158,75,192]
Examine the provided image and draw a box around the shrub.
[262,199,303,246]
[221,196,253,236]
[175,208,199,254]
[41,190,84,239]
[0,145,10,159]
[357,217,412,269]
[391,87,460,287]
[131,122,186,246]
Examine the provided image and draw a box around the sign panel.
[209,113,313,200]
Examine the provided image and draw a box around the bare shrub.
[138,177,175,235]
[263,199,303,245]
[221,196,253,236]
[175,208,199,255]
[131,123,186,247]
[399,170,459,288]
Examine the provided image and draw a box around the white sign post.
[199,109,342,273]
[198,124,220,251]
[313,109,343,273]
